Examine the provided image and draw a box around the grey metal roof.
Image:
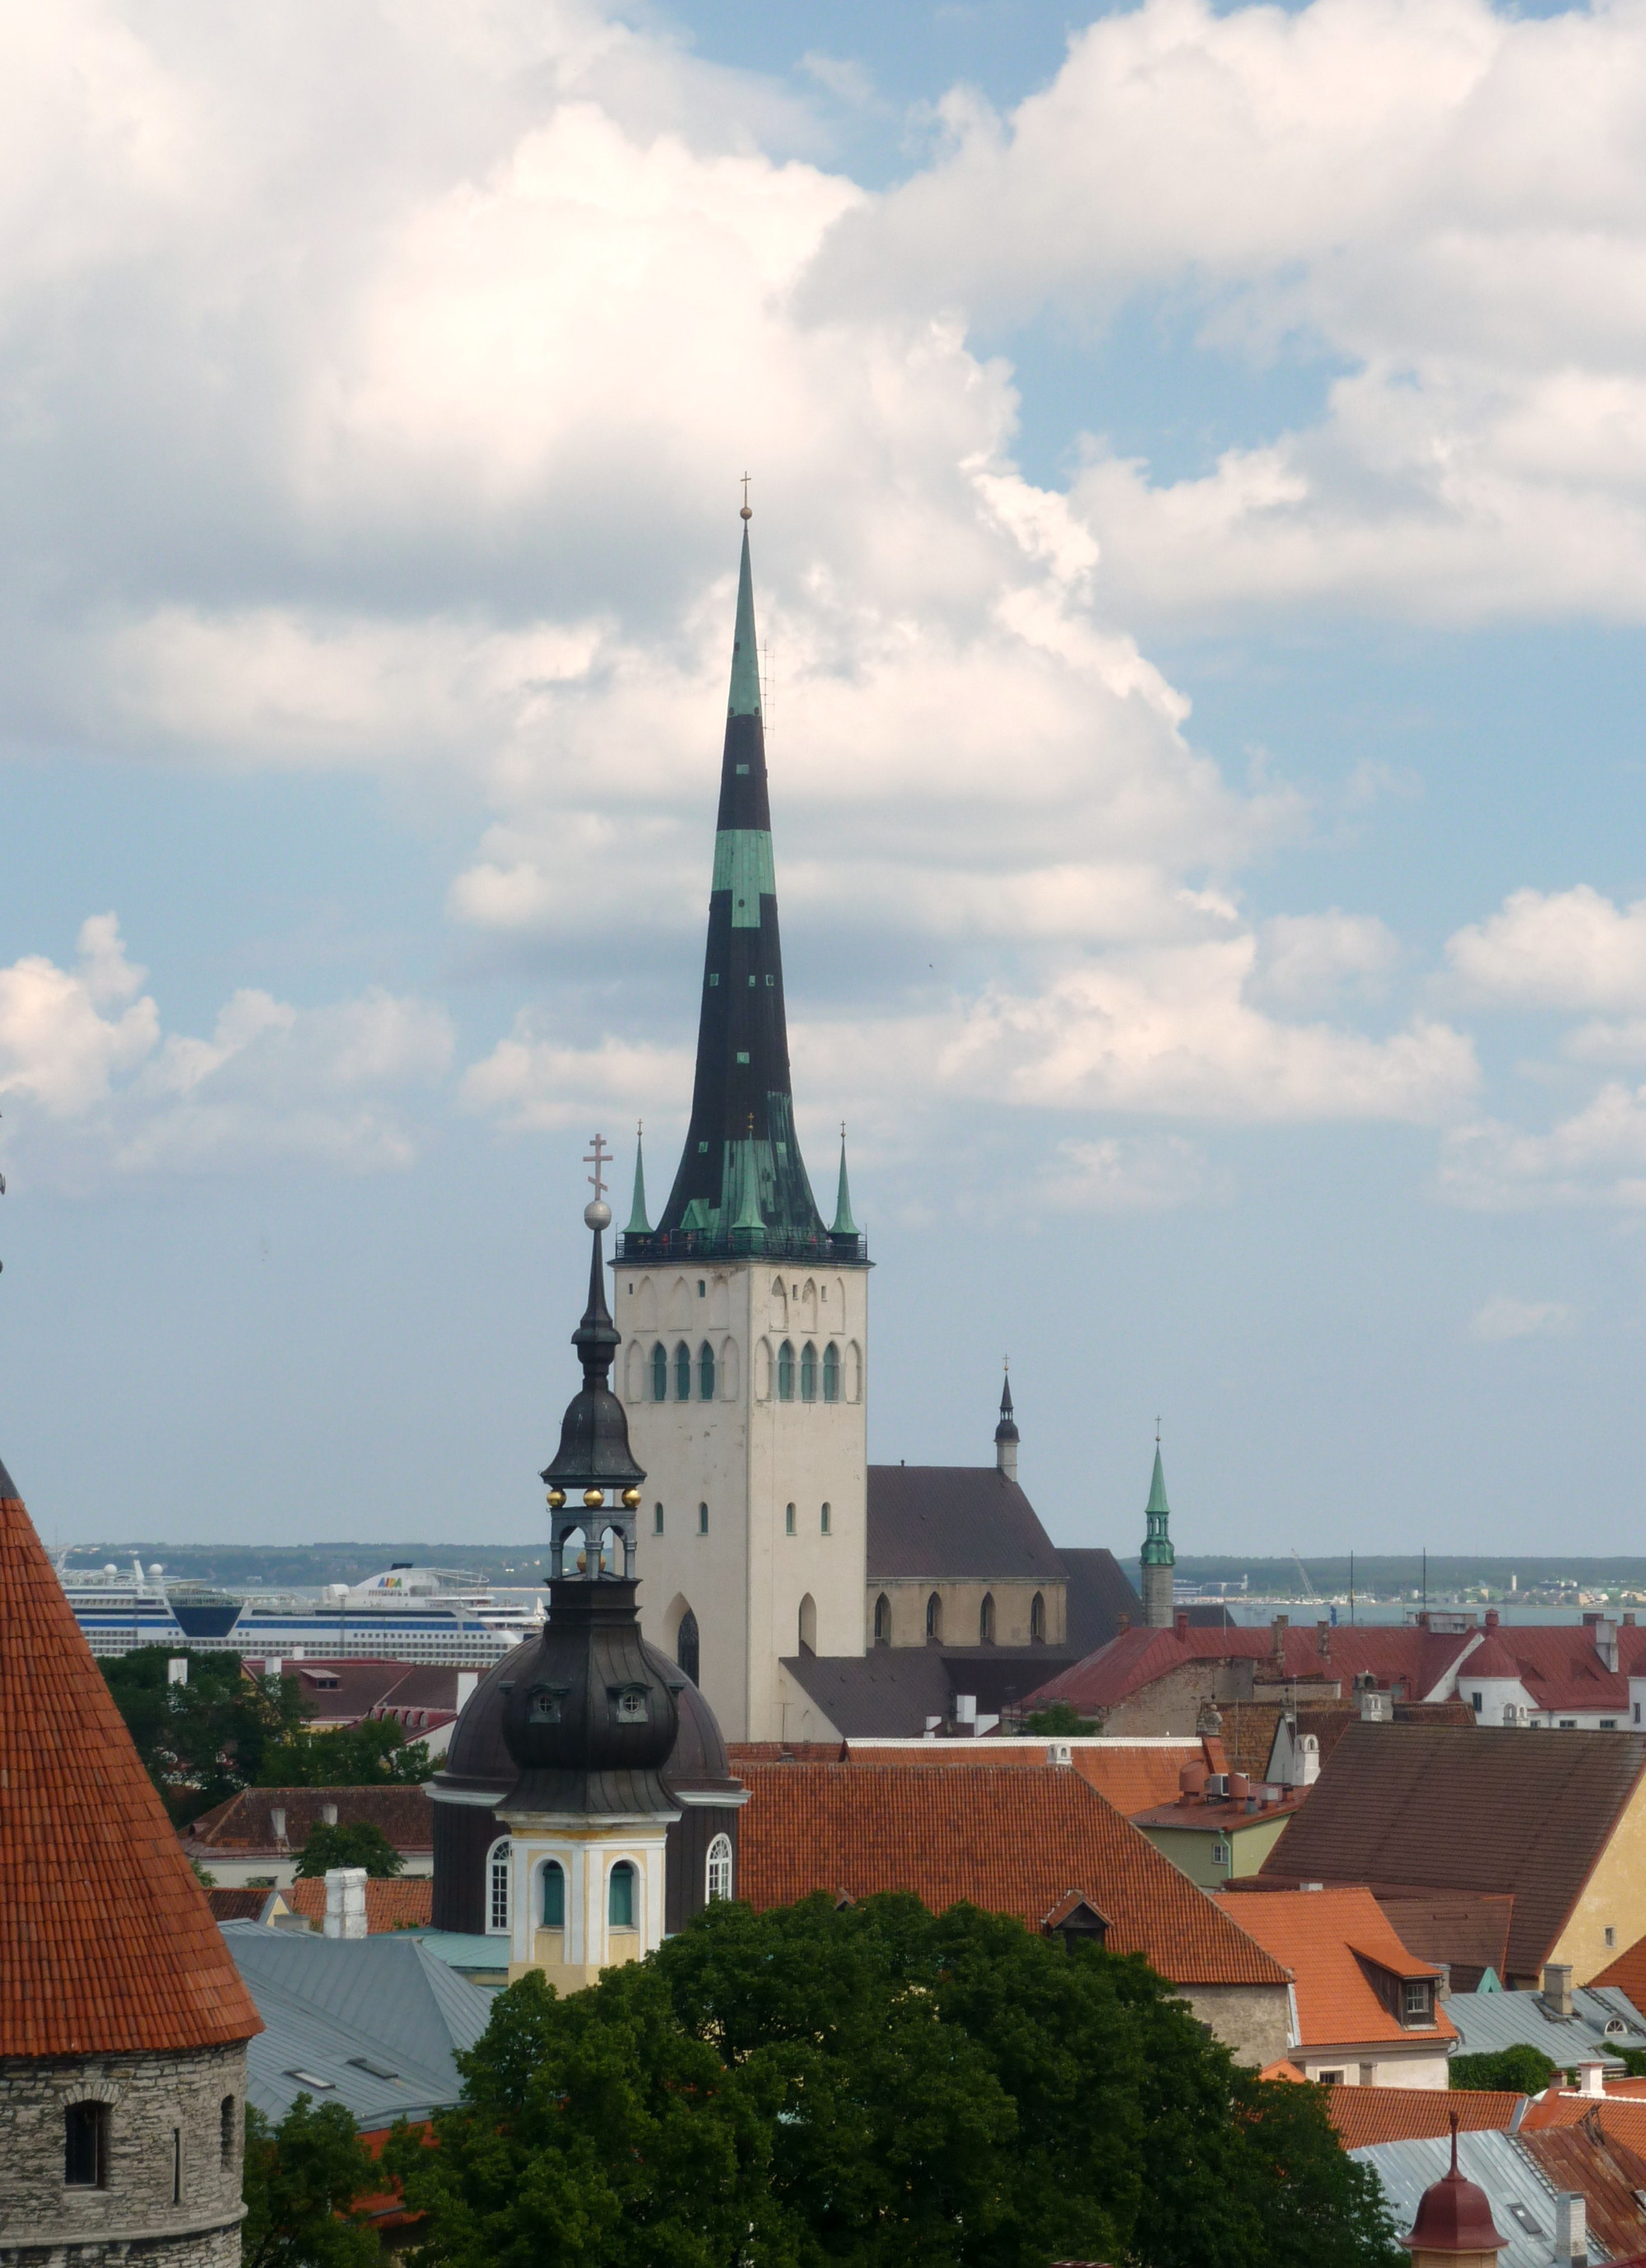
[224,1923,492,2129]
[1351,2130,1610,2268]
[1448,1983,1646,2062]
[1058,1548,1142,1658]
[866,1466,1065,1582]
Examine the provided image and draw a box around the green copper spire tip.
[1142,1441,1175,1568]
[728,522,761,720]
[625,1125,650,1236]
[831,1128,856,1236]
[1146,1444,1170,1516]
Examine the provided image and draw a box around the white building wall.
[616,1259,869,1741]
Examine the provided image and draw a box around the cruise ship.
[57,1556,543,1665]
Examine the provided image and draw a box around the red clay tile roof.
[1325,2085,1523,2150]
[206,1887,280,1923]
[1216,1888,1454,2048]
[844,1739,1203,1819]
[183,1785,435,1855]
[0,1465,262,2055]
[1132,1792,1307,1833]
[734,1762,1289,1987]
[1593,1926,1646,2005]
[1026,1621,1492,1716]
[1256,1722,1646,1982]
[285,1877,434,1932]
[1373,1891,1514,1991]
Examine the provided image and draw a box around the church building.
[611,511,1138,1742]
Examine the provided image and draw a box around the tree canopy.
[1448,2043,1558,2093]
[243,2095,381,2268]
[101,1646,308,1824]
[258,1714,432,1788]
[294,1820,406,1879]
[385,1891,1402,2268]
[1020,1700,1101,1737]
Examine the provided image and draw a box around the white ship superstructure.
[57,1556,542,1665]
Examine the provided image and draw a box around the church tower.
[614,510,869,1742]
[1140,1441,1176,1628]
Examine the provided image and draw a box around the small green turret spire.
[625,1123,651,1236]
[1140,1432,1175,1629]
[831,1125,856,1236]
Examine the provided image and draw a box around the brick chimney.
[323,1866,368,1941]
[1555,2190,1588,2266]
[1174,1608,1189,1641]
[1542,1963,1574,2019]
[1316,1618,1332,1663]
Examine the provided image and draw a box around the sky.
[4,0,1646,1562]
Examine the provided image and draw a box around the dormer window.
[527,1686,565,1725]
[1402,1978,1434,2026]
[611,1686,649,1725]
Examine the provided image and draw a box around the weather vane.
[584,1133,611,1209]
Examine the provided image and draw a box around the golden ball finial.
[621,1486,642,1509]
[546,1488,565,1510]
[583,1487,604,1509]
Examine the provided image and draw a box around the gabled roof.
[1448,1981,1646,2061]
[225,1924,491,2128]
[1373,1890,1513,1993]
[1058,1549,1143,1658]
[844,1737,1202,1819]
[1326,2084,1525,2151]
[1258,1721,1646,1980]
[285,1878,434,1933]
[733,1762,1289,1988]
[866,1465,1064,1582]
[0,1465,262,2056]
[1216,1887,1453,2047]
[183,1784,435,1856]
[781,1648,956,1736]
[1028,1619,1486,1716]
[1594,1925,1646,2007]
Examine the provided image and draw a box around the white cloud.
[1440,1082,1646,1210]
[1446,886,1646,1013]
[1043,1134,1228,1213]
[0,918,453,1180]
[1253,911,1401,1010]
[458,1025,693,1134]
[1467,1295,1574,1343]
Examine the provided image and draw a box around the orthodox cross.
[584,1133,611,1207]
[740,471,752,520]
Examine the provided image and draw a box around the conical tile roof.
[0,1461,261,2054]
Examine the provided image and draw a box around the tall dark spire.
[542,1147,645,1576]
[624,511,865,1269]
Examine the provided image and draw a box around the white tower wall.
[615,1257,868,1741]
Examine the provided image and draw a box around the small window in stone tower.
[785,1502,796,1535]
[778,1339,796,1399]
[707,1833,733,1902]
[926,1592,942,1642]
[677,1609,700,1684]
[172,2126,183,2205]
[674,1341,692,1400]
[651,1343,667,1402]
[873,1593,890,1644]
[800,1341,817,1400]
[609,1861,637,1928]
[611,1685,650,1725]
[653,1502,664,1535]
[697,1501,709,1535]
[1030,1591,1046,1643]
[979,1593,997,1645]
[64,2101,109,2188]
[821,1502,831,1535]
[823,1342,840,1401]
[698,1340,716,1399]
[221,2094,236,2166]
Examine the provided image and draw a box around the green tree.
[101,1647,308,1825]
[1448,2043,1558,2093]
[385,1891,1403,2268]
[1021,1700,1101,1736]
[258,1713,432,1788]
[294,1820,406,1879]
[242,2096,380,2268]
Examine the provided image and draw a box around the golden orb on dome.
[583,1487,604,1508]
[621,1487,642,1508]
[546,1488,565,1509]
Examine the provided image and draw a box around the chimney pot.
[1484,1608,1500,1630]
[1543,1962,1574,2019]
[1174,1609,1189,1640]
[323,1866,368,1941]
[1555,2189,1587,2263]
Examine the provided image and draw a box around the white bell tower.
[611,510,869,1741]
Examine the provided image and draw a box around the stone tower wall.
[0,2040,248,2267]
[1142,1559,1174,1629]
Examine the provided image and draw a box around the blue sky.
[3,0,1645,1562]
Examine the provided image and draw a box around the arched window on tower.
[979,1593,997,1645]
[823,1342,840,1401]
[677,1609,700,1686]
[1030,1590,1046,1643]
[651,1343,667,1402]
[698,1340,715,1400]
[778,1340,796,1399]
[486,1837,511,1934]
[608,1861,636,1929]
[706,1833,733,1902]
[926,1591,942,1644]
[800,1342,818,1400]
[798,1593,817,1653]
[674,1341,692,1400]
[873,1592,890,1646]
[542,1859,565,1928]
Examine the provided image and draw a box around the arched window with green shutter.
[822,1342,840,1401]
[674,1342,692,1400]
[608,1862,636,1929]
[542,1860,565,1928]
[800,1342,817,1401]
[651,1343,667,1401]
[698,1341,715,1399]
[778,1340,795,1399]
